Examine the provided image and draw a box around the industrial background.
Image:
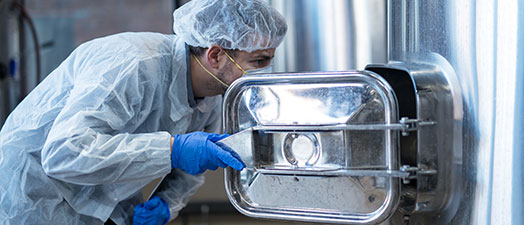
[1,0,522,225]
[0,0,386,224]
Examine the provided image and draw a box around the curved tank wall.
[388,0,524,224]
[270,0,387,72]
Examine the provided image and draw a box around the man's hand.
[133,196,169,225]
[170,132,245,175]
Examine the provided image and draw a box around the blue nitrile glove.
[133,196,170,225]
[171,131,245,175]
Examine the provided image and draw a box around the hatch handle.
[253,118,435,135]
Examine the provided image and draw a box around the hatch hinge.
[399,117,436,136]
[400,165,437,184]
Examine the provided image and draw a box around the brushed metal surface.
[270,0,387,72]
[222,71,400,224]
[387,0,524,224]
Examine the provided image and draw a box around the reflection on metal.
[222,0,523,224]
[223,71,400,224]
[251,120,435,133]
[386,0,524,224]
[219,129,411,179]
[218,128,408,179]
[270,0,386,72]
[218,128,255,169]
[254,168,409,178]
[282,132,320,166]
[367,62,463,221]
[222,65,462,224]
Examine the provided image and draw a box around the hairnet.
[173,0,287,52]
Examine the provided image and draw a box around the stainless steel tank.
[220,0,524,224]
[270,0,387,72]
[387,0,524,224]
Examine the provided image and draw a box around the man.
[0,0,287,224]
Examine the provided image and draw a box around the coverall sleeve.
[41,57,172,186]
[155,169,205,221]
[154,98,222,221]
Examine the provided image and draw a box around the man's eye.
[252,60,266,67]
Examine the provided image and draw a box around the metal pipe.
[12,1,41,86]
[16,0,26,100]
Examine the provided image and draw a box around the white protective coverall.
[0,32,221,225]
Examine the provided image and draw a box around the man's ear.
[205,45,225,69]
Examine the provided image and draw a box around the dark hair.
[189,45,238,58]
[189,46,207,57]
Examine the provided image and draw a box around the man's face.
[216,48,276,92]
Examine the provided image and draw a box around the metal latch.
[399,165,438,184]
[398,117,436,136]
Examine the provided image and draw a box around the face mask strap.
[222,49,248,75]
[192,54,230,88]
